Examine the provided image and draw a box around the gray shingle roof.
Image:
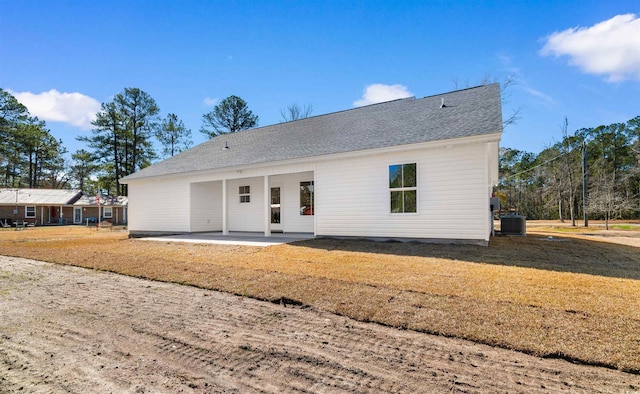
[74,195,128,207]
[0,188,82,205]
[121,84,502,182]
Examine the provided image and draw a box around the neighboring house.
[73,195,129,225]
[0,188,82,225]
[120,84,502,244]
[0,189,129,226]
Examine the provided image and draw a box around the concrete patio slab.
[138,232,315,247]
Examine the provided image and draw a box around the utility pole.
[582,142,589,227]
[14,189,19,222]
[97,188,101,229]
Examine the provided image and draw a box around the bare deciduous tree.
[280,103,313,122]
[453,74,521,129]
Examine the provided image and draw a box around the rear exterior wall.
[125,141,492,241]
[190,181,223,232]
[315,142,490,241]
[127,177,191,233]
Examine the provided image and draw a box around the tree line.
[1,87,314,196]
[496,116,640,225]
[0,89,67,189]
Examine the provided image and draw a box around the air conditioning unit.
[501,214,526,235]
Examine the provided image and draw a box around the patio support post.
[222,179,228,235]
[263,175,270,237]
[313,170,317,237]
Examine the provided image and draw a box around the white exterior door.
[73,207,82,224]
[270,186,283,232]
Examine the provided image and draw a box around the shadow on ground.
[290,234,640,280]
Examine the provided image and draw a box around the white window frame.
[103,206,113,218]
[73,207,83,224]
[389,163,418,214]
[239,185,251,203]
[300,181,314,216]
[25,206,36,218]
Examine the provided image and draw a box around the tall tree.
[80,88,160,195]
[18,117,54,188]
[115,88,159,175]
[537,144,565,220]
[0,90,67,189]
[559,117,582,226]
[626,116,640,213]
[79,101,124,194]
[69,149,99,192]
[0,89,29,186]
[497,147,538,216]
[200,95,258,137]
[280,103,313,122]
[587,122,633,227]
[36,137,68,189]
[156,113,192,157]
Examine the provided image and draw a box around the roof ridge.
[418,83,498,100]
[277,96,417,124]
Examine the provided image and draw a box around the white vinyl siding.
[227,177,264,232]
[316,142,488,240]
[127,177,191,232]
[190,181,222,232]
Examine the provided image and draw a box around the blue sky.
[1,1,639,158]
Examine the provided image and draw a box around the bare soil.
[1,255,638,393]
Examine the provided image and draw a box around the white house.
[120,84,502,244]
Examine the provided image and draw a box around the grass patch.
[611,224,640,230]
[0,225,639,373]
[530,226,590,233]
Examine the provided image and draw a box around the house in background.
[0,188,82,225]
[0,189,128,226]
[73,195,128,225]
[120,84,502,244]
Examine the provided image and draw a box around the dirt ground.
[1,256,638,393]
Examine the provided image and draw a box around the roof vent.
[223,141,230,150]
[440,98,446,108]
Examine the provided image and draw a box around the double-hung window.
[239,186,251,203]
[25,206,36,218]
[389,163,417,213]
[103,207,113,218]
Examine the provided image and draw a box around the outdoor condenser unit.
[500,214,526,236]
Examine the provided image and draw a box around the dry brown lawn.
[1,223,639,374]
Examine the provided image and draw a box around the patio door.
[73,207,82,224]
[270,186,283,232]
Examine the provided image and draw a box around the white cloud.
[203,96,218,106]
[9,89,100,130]
[522,86,555,105]
[353,84,413,107]
[540,14,640,81]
